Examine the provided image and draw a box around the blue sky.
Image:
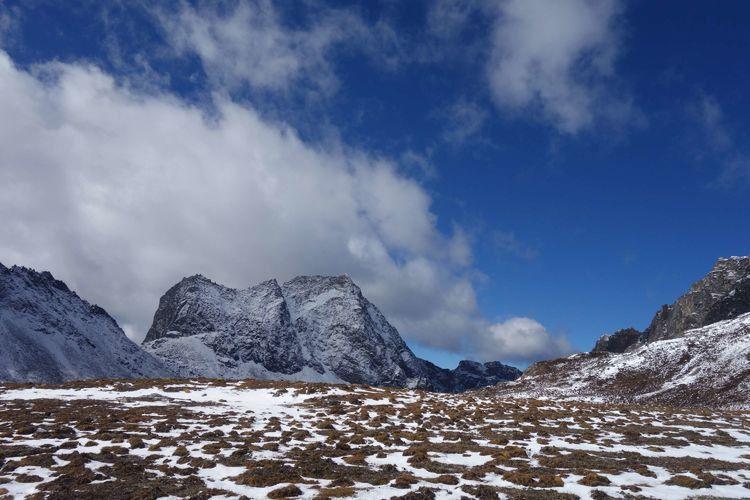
[0,1,748,369]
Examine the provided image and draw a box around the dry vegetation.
[0,378,749,499]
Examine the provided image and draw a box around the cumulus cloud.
[0,50,571,364]
[0,50,496,358]
[487,0,636,134]
[480,317,571,363]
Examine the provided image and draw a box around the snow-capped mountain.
[594,256,750,353]
[0,263,168,383]
[142,274,520,391]
[502,255,750,407]
[498,312,750,407]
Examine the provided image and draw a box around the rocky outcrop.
[592,328,643,353]
[593,256,750,353]
[142,274,521,391]
[448,360,523,392]
[0,263,169,383]
[498,312,750,407]
[644,256,750,342]
[514,255,750,406]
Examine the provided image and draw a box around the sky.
[0,0,748,369]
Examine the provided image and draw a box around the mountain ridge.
[0,262,168,383]
[504,254,750,406]
[142,273,521,392]
[592,255,750,353]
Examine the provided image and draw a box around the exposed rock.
[499,312,750,407]
[523,255,750,406]
[449,361,523,392]
[593,256,750,353]
[142,274,520,392]
[644,256,750,342]
[592,328,643,353]
[0,263,169,383]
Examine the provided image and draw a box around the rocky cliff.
[593,256,750,353]
[142,274,520,391]
[0,263,169,383]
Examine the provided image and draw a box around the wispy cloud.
[493,230,539,260]
[691,94,750,186]
[154,1,402,98]
[442,97,489,144]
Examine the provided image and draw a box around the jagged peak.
[254,278,281,289]
[3,264,71,292]
[180,273,214,285]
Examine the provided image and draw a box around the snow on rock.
[499,312,750,407]
[0,263,169,383]
[592,255,750,353]
[142,274,521,391]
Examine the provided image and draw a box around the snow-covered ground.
[1,379,749,499]
[499,312,750,409]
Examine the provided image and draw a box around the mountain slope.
[142,274,520,391]
[593,256,750,353]
[498,312,750,407]
[0,263,169,383]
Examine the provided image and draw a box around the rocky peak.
[143,273,521,391]
[0,263,168,383]
[449,360,522,392]
[593,255,750,353]
[644,255,750,342]
[592,327,643,353]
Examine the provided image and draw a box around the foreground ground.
[0,380,749,499]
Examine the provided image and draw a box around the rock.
[512,255,750,406]
[592,328,643,353]
[142,273,520,392]
[644,256,750,342]
[593,255,750,352]
[0,263,169,383]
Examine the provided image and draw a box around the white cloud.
[487,0,634,134]
[692,94,750,186]
[0,50,491,358]
[480,317,571,363]
[156,1,402,96]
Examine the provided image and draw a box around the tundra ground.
[0,379,749,499]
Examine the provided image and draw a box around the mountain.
[142,274,520,391]
[501,255,750,407]
[593,256,750,353]
[0,263,168,383]
[497,312,750,407]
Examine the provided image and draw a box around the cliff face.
[510,255,750,407]
[499,312,750,407]
[0,263,169,383]
[142,274,521,391]
[593,256,750,353]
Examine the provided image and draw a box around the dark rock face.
[143,273,520,392]
[0,263,169,383]
[592,328,643,353]
[644,256,750,342]
[449,360,523,392]
[144,276,304,375]
[593,256,750,352]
